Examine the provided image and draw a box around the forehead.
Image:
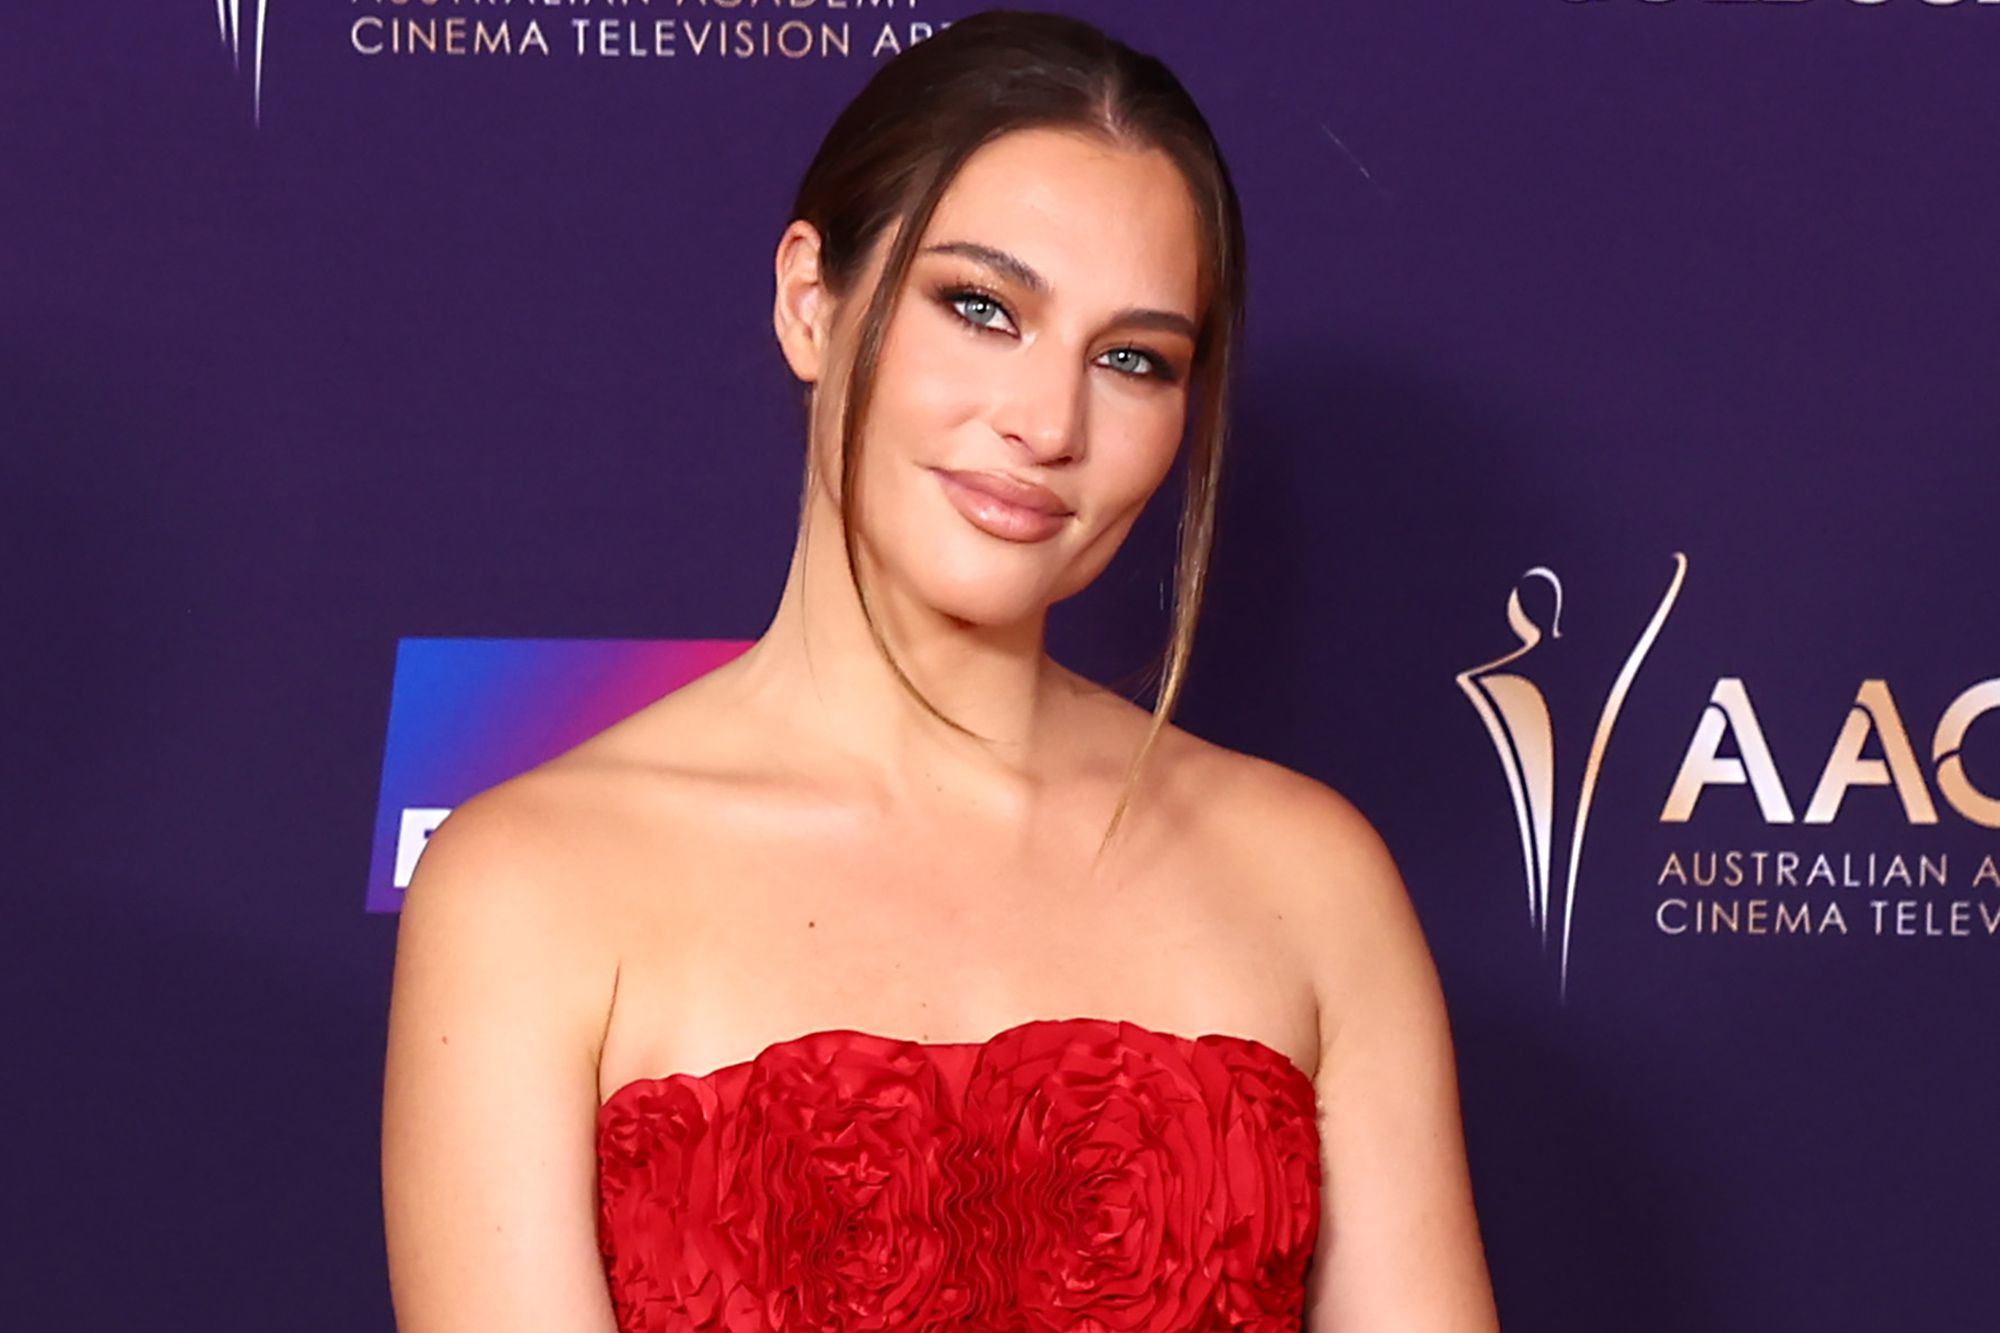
[921,127,1203,316]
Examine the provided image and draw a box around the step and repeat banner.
[8,3,1994,1329]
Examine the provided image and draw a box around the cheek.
[868,313,988,445]
[840,326,984,553]
[819,320,974,508]
[1042,401,1186,599]
[1096,393,1188,503]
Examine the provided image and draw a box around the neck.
[720,469,1076,818]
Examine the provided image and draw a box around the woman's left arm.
[1285,782,1502,1333]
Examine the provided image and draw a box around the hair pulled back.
[787,9,1246,860]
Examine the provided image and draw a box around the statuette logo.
[1457,554,1689,1001]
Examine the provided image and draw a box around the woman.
[382,10,1500,1331]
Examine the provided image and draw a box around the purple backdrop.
[7,2,1996,1328]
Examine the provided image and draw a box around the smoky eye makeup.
[925,274,1183,385]
[931,279,1016,334]
[1124,349,1182,385]
[1110,340,1184,384]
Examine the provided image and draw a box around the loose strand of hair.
[837,143,992,744]
[1091,314,1234,866]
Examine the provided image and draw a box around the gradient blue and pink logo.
[365,638,749,912]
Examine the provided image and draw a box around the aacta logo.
[214,1,271,126]
[1661,677,2000,829]
[1463,554,1999,998]
[1456,554,1689,1002]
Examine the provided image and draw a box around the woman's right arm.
[381,783,623,1333]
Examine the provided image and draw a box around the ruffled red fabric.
[596,1017,1322,1331]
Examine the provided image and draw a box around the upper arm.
[1284,781,1501,1333]
[381,782,622,1333]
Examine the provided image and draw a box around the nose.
[991,334,1085,464]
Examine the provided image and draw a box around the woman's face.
[810,127,1205,629]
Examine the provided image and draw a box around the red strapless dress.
[595,1016,1322,1332]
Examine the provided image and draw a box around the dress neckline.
[597,1015,1318,1116]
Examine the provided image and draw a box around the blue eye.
[1099,346,1176,384]
[1101,347,1159,379]
[937,283,1178,384]
[943,288,1014,333]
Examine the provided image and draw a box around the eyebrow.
[918,240,1199,342]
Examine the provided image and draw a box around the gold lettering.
[1933,680,2000,828]
[1661,678,1795,823]
[1803,680,1939,824]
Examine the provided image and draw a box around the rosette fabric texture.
[596,1016,1322,1331]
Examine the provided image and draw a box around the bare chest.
[591,805,1320,1100]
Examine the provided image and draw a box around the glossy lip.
[937,468,1074,516]
[932,467,1075,543]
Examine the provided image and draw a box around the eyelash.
[935,284,1179,385]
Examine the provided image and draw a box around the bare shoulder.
[398,755,634,979]
[1189,742,1396,877]
[380,743,679,1332]
[412,675,736,923]
[383,684,743,1064]
[1174,746,1499,1328]
[1168,738,1404,895]
[418,760,616,890]
[1061,675,1418,978]
[1170,739,1437,1055]
[384,679,739,1101]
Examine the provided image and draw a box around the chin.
[904,557,1058,629]
[851,483,1077,626]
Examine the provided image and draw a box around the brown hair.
[787,9,1246,861]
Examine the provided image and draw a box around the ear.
[773,220,833,384]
